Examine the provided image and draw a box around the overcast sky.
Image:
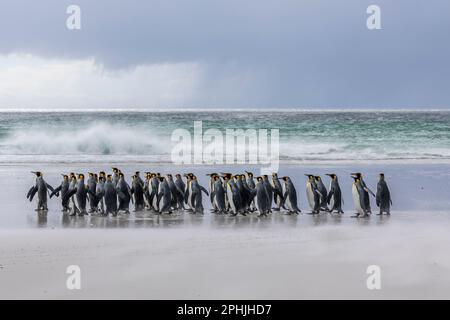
[0,0,449,109]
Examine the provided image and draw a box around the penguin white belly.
[227,185,236,213]
[306,183,315,210]
[352,184,364,215]
[328,181,334,209]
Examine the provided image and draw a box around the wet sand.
[1,163,450,299]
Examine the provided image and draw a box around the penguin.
[226,177,243,216]
[207,173,219,212]
[245,171,257,212]
[235,174,249,213]
[174,173,186,210]
[67,173,79,214]
[211,175,226,214]
[271,172,284,211]
[27,171,54,211]
[240,174,254,212]
[262,175,273,211]
[325,174,344,214]
[184,173,195,212]
[87,172,97,213]
[166,174,179,210]
[150,173,160,212]
[131,174,145,211]
[50,174,70,212]
[157,176,172,214]
[190,175,209,214]
[376,173,392,215]
[351,173,375,214]
[220,173,233,212]
[351,175,368,218]
[280,176,300,214]
[116,172,132,214]
[143,172,152,209]
[104,174,118,216]
[315,176,329,212]
[95,174,106,215]
[305,174,320,214]
[254,177,270,217]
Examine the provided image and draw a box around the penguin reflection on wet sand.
[27,171,55,211]
[326,174,344,214]
[376,173,392,215]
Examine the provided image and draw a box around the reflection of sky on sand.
[27,208,397,230]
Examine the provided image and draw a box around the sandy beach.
[1,163,450,299]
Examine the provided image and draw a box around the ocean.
[1,110,450,164]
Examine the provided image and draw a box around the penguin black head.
[213,175,220,181]
[88,172,94,177]
[314,176,321,181]
[135,171,140,176]
[167,174,172,178]
[351,172,362,178]
[175,173,181,178]
[240,174,246,179]
[234,174,241,180]
[272,172,278,177]
[119,172,124,178]
[256,176,263,182]
[62,174,68,179]
[280,176,289,181]
[326,174,337,180]
[99,171,106,177]
[112,167,119,173]
[31,171,42,177]
[245,171,253,177]
[78,174,84,179]
[379,173,385,179]
[107,174,112,180]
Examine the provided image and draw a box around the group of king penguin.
[26,169,392,218]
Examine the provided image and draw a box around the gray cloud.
[0,0,449,108]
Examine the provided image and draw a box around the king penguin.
[305,174,320,214]
[351,175,368,218]
[50,174,70,212]
[104,174,118,216]
[280,176,301,214]
[326,174,344,214]
[255,176,270,217]
[27,171,54,211]
[376,173,392,215]
[315,176,329,212]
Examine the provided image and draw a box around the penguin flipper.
[50,186,62,198]
[117,191,126,200]
[46,183,55,192]
[62,188,77,203]
[27,186,37,199]
[200,186,209,196]
[28,186,38,201]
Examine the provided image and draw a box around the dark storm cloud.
[0,0,449,108]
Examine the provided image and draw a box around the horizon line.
[1,107,450,113]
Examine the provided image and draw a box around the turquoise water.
[0,110,449,163]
